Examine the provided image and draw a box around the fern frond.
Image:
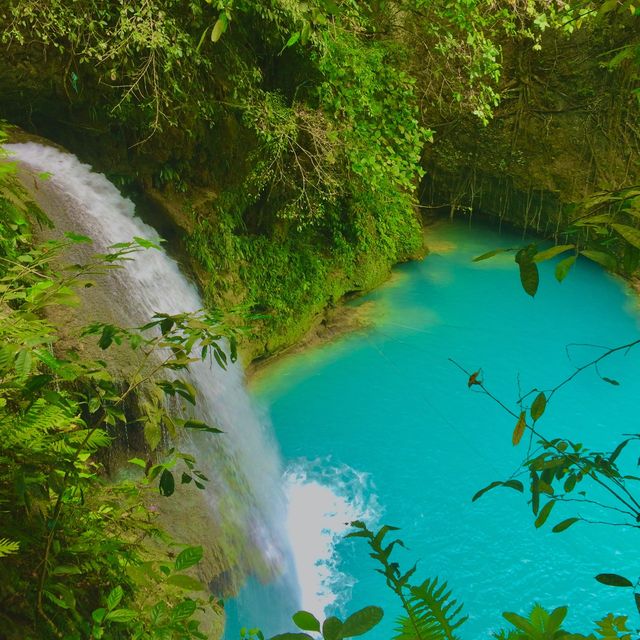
[0,537,20,558]
[395,611,445,640]
[395,577,467,640]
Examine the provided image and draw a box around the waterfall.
[6,142,301,625]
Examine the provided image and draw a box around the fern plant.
[0,537,19,558]
[347,522,467,640]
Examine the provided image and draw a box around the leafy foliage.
[0,161,225,638]
[259,605,384,640]
[347,522,467,640]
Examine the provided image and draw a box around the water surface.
[244,220,640,638]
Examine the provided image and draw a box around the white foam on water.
[284,459,380,619]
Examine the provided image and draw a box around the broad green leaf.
[515,250,539,297]
[166,574,206,591]
[292,611,321,633]
[612,223,640,250]
[159,469,175,497]
[552,518,579,533]
[579,250,617,270]
[533,244,574,263]
[502,612,538,635]
[107,586,123,611]
[547,606,568,632]
[342,606,383,637]
[128,457,147,469]
[144,420,161,451]
[133,236,161,250]
[98,325,116,350]
[174,546,203,571]
[472,248,512,262]
[322,616,343,640]
[105,609,137,623]
[534,500,555,528]
[211,14,228,42]
[595,573,634,587]
[512,411,526,446]
[64,231,92,244]
[285,32,300,48]
[555,255,576,282]
[602,377,620,386]
[530,392,546,422]
[172,599,197,621]
[92,608,106,624]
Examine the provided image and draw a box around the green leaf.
[515,250,539,297]
[183,419,223,434]
[107,586,123,611]
[174,546,203,571]
[14,348,32,379]
[285,32,300,48]
[612,223,640,250]
[472,248,512,262]
[322,616,343,640]
[211,14,228,42]
[341,606,383,637]
[552,517,579,533]
[196,25,210,52]
[128,457,147,469]
[579,250,617,270]
[98,325,116,350]
[144,420,161,451]
[595,573,634,587]
[534,500,555,528]
[533,244,574,263]
[512,411,526,446]
[602,377,620,386]
[531,471,540,515]
[503,479,524,493]
[51,565,82,575]
[555,255,576,282]
[300,21,311,45]
[547,606,568,632]
[0,537,20,557]
[166,574,206,591]
[159,469,175,497]
[64,231,92,244]
[472,479,523,502]
[133,236,160,250]
[503,611,538,636]
[92,608,106,624]
[530,392,546,422]
[105,609,137,623]
[172,599,197,621]
[293,611,321,633]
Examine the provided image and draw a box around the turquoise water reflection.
[251,221,640,638]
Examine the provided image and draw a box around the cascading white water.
[6,142,301,613]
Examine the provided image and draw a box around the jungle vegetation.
[1,0,640,639]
